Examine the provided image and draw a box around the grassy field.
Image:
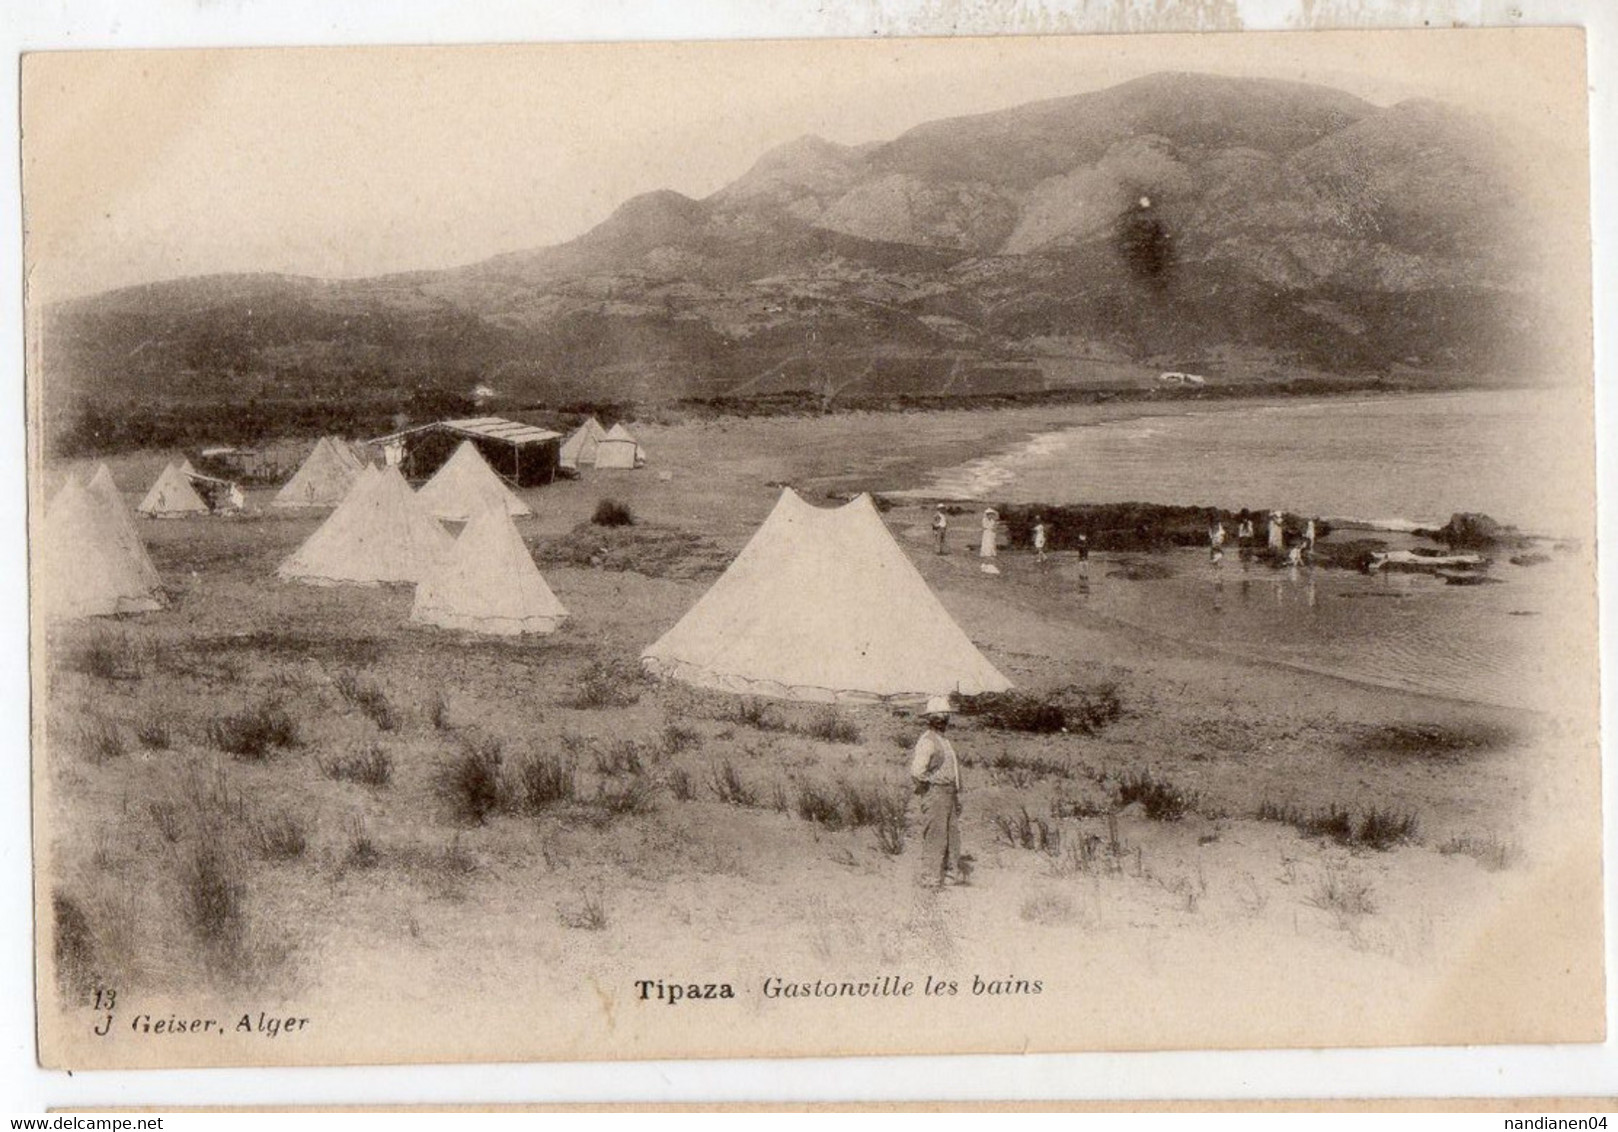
[35,403,1603,1065]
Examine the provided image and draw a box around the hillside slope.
[42,72,1558,443]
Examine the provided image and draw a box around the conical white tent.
[642,488,1011,703]
[277,464,451,586]
[414,440,532,522]
[595,423,645,470]
[411,502,568,635]
[559,417,608,470]
[272,436,364,509]
[85,464,161,590]
[137,462,209,518]
[39,479,164,618]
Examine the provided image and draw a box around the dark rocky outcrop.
[1417,512,1531,550]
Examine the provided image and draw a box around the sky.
[20,27,1588,302]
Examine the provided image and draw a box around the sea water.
[1063,547,1590,712]
[916,389,1593,539]
[911,389,1596,711]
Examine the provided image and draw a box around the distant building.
[369,417,564,488]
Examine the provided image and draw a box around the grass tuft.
[1356,807,1419,850]
[344,817,382,870]
[70,630,148,681]
[438,736,505,825]
[796,781,845,828]
[250,811,309,861]
[591,498,635,527]
[661,722,702,755]
[1439,833,1523,871]
[135,711,175,751]
[667,767,697,802]
[1115,769,1198,821]
[708,759,759,807]
[559,890,609,931]
[790,777,906,852]
[318,745,394,788]
[1256,799,1419,851]
[148,801,184,843]
[207,701,299,760]
[513,751,577,812]
[593,738,652,777]
[574,660,644,709]
[956,682,1122,735]
[52,892,97,996]
[723,697,782,732]
[334,670,397,731]
[428,691,452,731]
[975,749,1073,784]
[77,716,126,764]
[994,806,1061,853]
[801,707,862,744]
[595,774,660,816]
[1306,865,1377,924]
[177,845,245,948]
[1350,720,1517,759]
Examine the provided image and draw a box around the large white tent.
[642,488,1010,703]
[85,464,161,591]
[559,417,608,470]
[411,502,567,635]
[39,478,164,618]
[277,465,452,586]
[414,440,532,522]
[594,423,645,470]
[137,461,209,518]
[272,436,365,509]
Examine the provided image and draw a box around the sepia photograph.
[22,27,1603,1071]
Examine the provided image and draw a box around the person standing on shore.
[932,505,949,555]
[1237,513,1255,560]
[1076,531,1091,578]
[1268,511,1285,553]
[1032,516,1048,564]
[980,509,999,559]
[909,696,964,888]
[1305,516,1318,554]
[1209,515,1227,563]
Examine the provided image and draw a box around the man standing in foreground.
[910,696,965,887]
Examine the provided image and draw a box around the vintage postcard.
[23,28,1602,1070]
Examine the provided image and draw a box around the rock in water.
[1432,512,1528,550]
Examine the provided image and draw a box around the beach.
[36,399,1603,1065]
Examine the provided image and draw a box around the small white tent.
[414,440,533,522]
[39,478,164,618]
[277,464,452,586]
[411,503,567,635]
[272,436,365,509]
[559,417,608,471]
[137,462,209,518]
[642,488,1011,703]
[85,464,161,591]
[594,423,645,470]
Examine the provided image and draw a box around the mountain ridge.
[41,70,1562,446]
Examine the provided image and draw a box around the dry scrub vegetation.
[39,494,1540,1017]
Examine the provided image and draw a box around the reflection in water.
[1074,545,1581,710]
